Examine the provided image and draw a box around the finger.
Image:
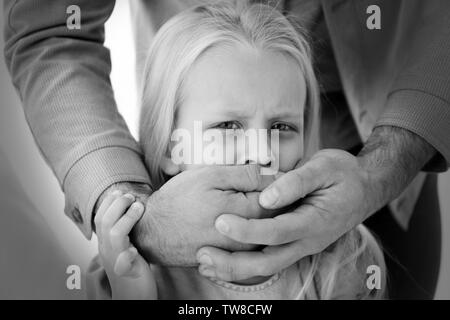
[114,247,139,277]
[196,242,306,282]
[101,194,135,237]
[215,210,318,245]
[204,165,276,192]
[259,159,330,209]
[110,202,145,252]
[94,190,122,236]
[224,191,276,219]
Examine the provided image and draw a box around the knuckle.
[292,167,304,180]
[102,217,113,228]
[109,228,121,240]
[238,230,251,244]
[267,228,282,245]
[242,220,258,241]
[222,263,237,281]
[315,152,332,168]
[105,193,117,204]
[242,193,258,217]
[292,169,305,188]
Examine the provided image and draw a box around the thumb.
[259,160,329,209]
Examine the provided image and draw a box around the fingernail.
[198,254,213,266]
[215,219,230,234]
[112,190,123,196]
[199,266,216,278]
[124,193,135,201]
[260,187,279,207]
[131,201,144,213]
[129,247,138,256]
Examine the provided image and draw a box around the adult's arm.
[3,0,151,238]
[195,0,450,281]
[3,1,277,270]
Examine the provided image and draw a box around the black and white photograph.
[1,0,450,305]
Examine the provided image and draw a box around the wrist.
[130,199,160,264]
[355,153,395,219]
[356,126,436,218]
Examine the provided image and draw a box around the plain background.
[0,1,448,299]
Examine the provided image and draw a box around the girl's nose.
[244,140,275,167]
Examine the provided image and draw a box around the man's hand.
[131,165,276,266]
[196,126,436,282]
[195,149,371,280]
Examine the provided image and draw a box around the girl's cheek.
[278,140,303,172]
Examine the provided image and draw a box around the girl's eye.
[271,123,295,131]
[214,121,241,130]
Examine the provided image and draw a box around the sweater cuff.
[376,89,450,172]
[63,147,151,239]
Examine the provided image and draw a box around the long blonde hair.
[138,0,386,299]
[294,224,386,299]
[139,0,320,189]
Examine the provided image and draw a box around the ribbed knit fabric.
[377,89,450,172]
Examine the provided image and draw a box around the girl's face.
[166,44,307,174]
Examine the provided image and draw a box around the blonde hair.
[139,0,320,189]
[294,224,387,300]
[138,0,386,299]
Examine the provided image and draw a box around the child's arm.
[94,191,157,300]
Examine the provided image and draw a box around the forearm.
[356,125,436,218]
[4,0,152,237]
[3,0,124,180]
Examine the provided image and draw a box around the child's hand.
[94,191,157,299]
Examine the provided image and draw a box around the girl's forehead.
[179,44,307,117]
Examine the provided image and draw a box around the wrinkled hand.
[132,165,276,266]
[196,149,378,281]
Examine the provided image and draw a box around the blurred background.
[0,1,449,299]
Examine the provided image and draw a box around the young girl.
[88,1,386,300]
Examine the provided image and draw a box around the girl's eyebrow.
[266,106,304,123]
[269,110,303,119]
[219,106,303,119]
[203,100,304,120]
[221,109,254,119]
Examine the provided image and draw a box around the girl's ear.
[160,155,181,176]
